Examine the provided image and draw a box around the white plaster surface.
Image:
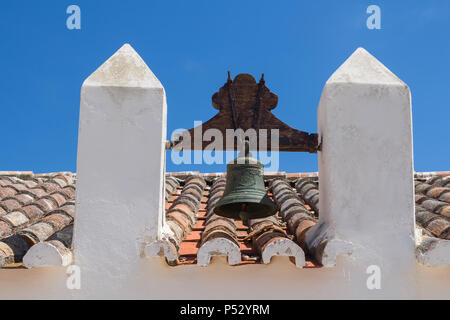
[197,238,242,266]
[23,243,73,268]
[2,257,450,299]
[72,43,167,298]
[307,47,417,292]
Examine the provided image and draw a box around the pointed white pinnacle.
[83,43,162,88]
[327,47,406,86]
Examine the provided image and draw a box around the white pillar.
[307,48,416,292]
[73,44,167,297]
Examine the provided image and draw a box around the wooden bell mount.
[173,72,319,153]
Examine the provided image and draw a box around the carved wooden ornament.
[173,72,318,153]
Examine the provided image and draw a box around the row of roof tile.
[0,173,76,267]
[0,171,448,268]
[414,176,450,240]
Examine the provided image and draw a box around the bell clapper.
[239,203,249,226]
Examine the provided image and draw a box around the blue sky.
[0,1,448,173]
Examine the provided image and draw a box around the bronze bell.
[214,141,277,222]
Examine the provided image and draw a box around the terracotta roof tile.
[439,206,450,217]
[414,174,450,238]
[0,221,13,239]
[164,176,206,257]
[270,178,317,256]
[27,188,48,199]
[0,186,17,199]
[416,205,439,226]
[0,198,22,212]
[439,192,450,203]
[14,193,35,205]
[42,212,72,230]
[295,178,319,215]
[1,211,29,227]
[21,204,45,221]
